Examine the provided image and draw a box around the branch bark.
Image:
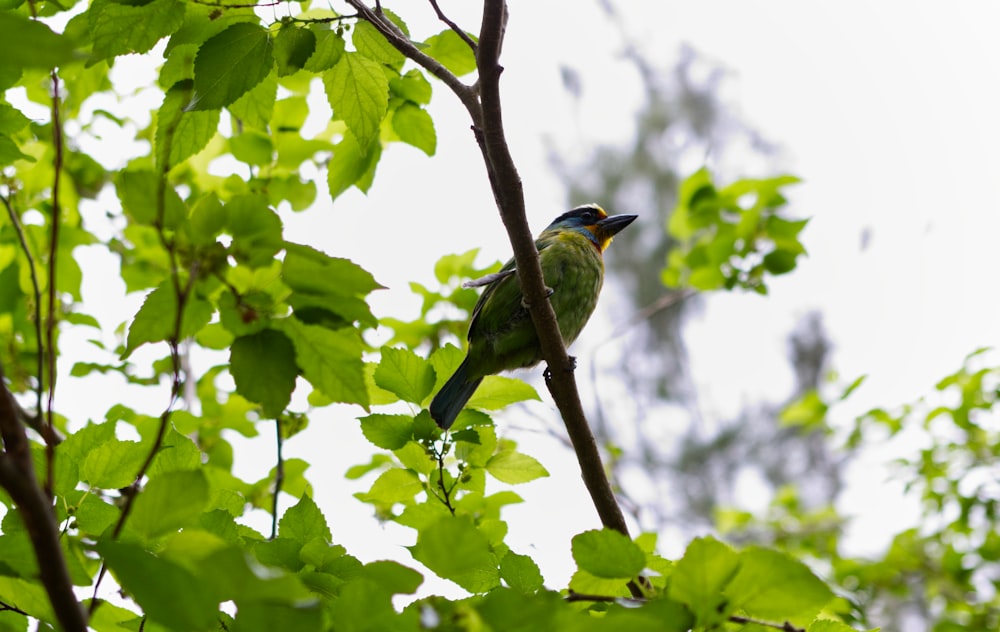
[0,367,87,632]
[351,0,638,592]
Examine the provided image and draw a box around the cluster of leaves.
[0,0,880,631]
[663,168,807,293]
[719,349,1000,630]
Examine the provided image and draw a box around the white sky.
[37,0,1000,599]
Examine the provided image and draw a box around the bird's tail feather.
[430,357,483,430]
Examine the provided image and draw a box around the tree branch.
[351,0,638,594]
[0,366,87,631]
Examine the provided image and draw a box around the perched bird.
[430,204,637,429]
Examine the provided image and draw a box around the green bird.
[430,204,637,429]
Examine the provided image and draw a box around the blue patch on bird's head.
[546,204,608,231]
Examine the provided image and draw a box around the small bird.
[430,204,637,429]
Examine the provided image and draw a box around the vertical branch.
[43,69,65,496]
[0,366,87,631]
[270,418,284,540]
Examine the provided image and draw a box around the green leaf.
[355,468,422,512]
[358,413,412,450]
[0,12,76,69]
[0,134,30,165]
[423,29,476,76]
[392,103,436,156]
[467,376,540,410]
[279,494,331,543]
[130,470,210,540]
[725,547,832,624]
[808,621,863,632]
[115,168,187,227]
[233,601,323,632]
[0,103,30,135]
[88,0,185,63]
[323,52,389,149]
[229,71,277,130]
[389,69,432,104]
[499,551,544,593]
[352,20,404,68]
[282,243,381,326]
[193,23,274,110]
[669,536,740,627]
[225,194,283,267]
[373,346,435,404]
[302,27,345,73]
[326,130,381,200]
[98,540,218,631]
[571,529,645,579]
[81,439,144,488]
[125,281,214,355]
[411,516,500,593]
[360,560,423,595]
[157,80,220,169]
[230,329,298,417]
[485,450,549,485]
[763,248,799,275]
[279,319,369,407]
[230,129,274,166]
[274,24,316,76]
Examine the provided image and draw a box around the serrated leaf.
[499,551,543,593]
[125,281,214,355]
[358,414,412,450]
[193,23,274,110]
[88,0,185,63]
[355,468,422,511]
[725,547,832,624]
[81,439,144,488]
[670,536,740,627]
[98,540,218,631]
[389,69,432,104]
[115,168,187,227]
[411,516,500,593]
[230,329,298,417]
[571,529,645,579]
[279,319,368,407]
[282,243,381,326]
[225,194,282,267]
[485,450,548,485]
[323,52,388,149]
[229,71,277,130]
[274,24,316,76]
[352,20,404,68]
[392,103,435,156]
[303,27,345,72]
[0,12,76,69]
[278,494,331,543]
[373,347,435,404]
[327,130,381,200]
[157,80,220,169]
[467,376,540,410]
[130,470,210,540]
[422,29,477,76]
[230,129,274,166]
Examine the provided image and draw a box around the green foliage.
[0,1,883,631]
[663,168,807,293]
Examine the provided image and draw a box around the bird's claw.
[521,286,554,309]
[543,356,577,383]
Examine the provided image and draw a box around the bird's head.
[546,204,638,252]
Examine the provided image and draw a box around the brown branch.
[428,0,478,52]
[475,0,639,589]
[0,366,87,631]
[351,0,638,595]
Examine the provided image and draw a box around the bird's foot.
[543,356,577,383]
[520,287,554,309]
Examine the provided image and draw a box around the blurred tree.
[547,2,844,536]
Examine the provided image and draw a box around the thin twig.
[271,417,284,540]
[0,193,46,437]
[428,0,478,52]
[43,68,65,497]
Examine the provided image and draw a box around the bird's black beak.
[597,213,638,237]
